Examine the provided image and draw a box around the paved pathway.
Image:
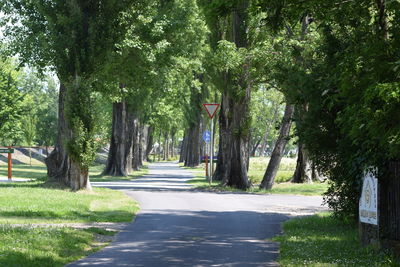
[68,162,327,267]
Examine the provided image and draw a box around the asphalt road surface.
[68,162,327,267]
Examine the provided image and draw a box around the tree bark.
[146,126,154,161]
[292,143,313,183]
[139,124,148,163]
[171,131,176,158]
[103,101,135,176]
[45,82,92,190]
[184,119,202,167]
[179,133,187,163]
[260,104,295,190]
[132,118,141,171]
[213,1,251,189]
[45,83,70,183]
[250,139,261,157]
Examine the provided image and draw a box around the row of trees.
[2,1,400,243]
[0,61,58,152]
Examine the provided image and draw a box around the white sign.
[359,171,378,225]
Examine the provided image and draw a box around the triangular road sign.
[203,103,220,119]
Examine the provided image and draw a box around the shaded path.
[68,162,326,267]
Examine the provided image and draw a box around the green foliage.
[65,79,99,169]
[255,0,400,220]
[0,58,24,145]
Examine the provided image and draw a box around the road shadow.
[68,210,285,267]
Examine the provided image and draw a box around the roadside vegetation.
[0,162,149,182]
[0,162,141,266]
[0,226,116,267]
[185,157,328,196]
[274,213,399,266]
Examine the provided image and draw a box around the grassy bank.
[0,162,144,266]
[183,157,328,196]
[0,183,139,224]
[248,157,296,184]
[274,213,398,266]
[89,163,149,182]
[0,162,149,182]
[0,226,116,267]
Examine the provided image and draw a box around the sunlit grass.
[0,160,141,266]
[184,157,328,196]
[265,183,329,196]
[248,157,297,184]
[0,183,139,224]
[274,213,398,266]
[0,162,149,182]
[0,164,47,180]
[0,225,116,267]
[89,162,149,182]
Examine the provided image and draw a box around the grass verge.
[273,213,399,266]
[188,175,328,196]
[0,162,143,266]
[0,182,139,224]
[0,225,117,267]
[0,164,48,180]
[183,157,328,196]
[89,163,149,182]
[0,162,149,182]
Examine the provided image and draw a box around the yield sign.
[203,103,220,119]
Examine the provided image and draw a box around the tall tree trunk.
[184,120,202,167]
[139,125,148,163]
[292,143,312,183]
[260,104,294,190]
[132,118,141,171]
[171,132,176,159]
[103,102,135,176]
[158,132,161,162]
[250,139,261,157]
[213,2,251,189]
[146,126,154,161]
[45,82,92,190]
[179,133,187,163]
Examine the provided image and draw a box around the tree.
[254,0,400,247]
[0,58,24,146]
[199,0,253,189]
[249,86,285,157]
[259,104,294,189]
[2,0,136,190]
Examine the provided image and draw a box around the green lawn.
[183,157,328,196]
[0,162,149,182]
[0,164,48,180]
[0,226,116,267]
[0,182,139,224]
[0,163,143,266]
[265,182,328,196]
[274,213,399,266]
[248,157,297,184]
[89,163,149,182]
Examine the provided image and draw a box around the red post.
[7,146,12,181]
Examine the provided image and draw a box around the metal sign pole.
[210,117,214,183]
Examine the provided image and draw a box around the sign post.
[203,104,220,184]
[0,148,14,181]
[202,131,211,180]
[359,170,378,225]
